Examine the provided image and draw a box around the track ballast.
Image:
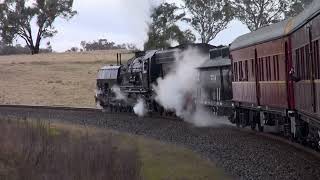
[0,105,319,180]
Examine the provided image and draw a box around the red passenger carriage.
[230,1,320,147]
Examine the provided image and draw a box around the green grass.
[103,125,228,180]
[137,139,227,180]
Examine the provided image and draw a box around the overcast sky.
[33,0,250,52]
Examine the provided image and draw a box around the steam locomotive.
[96,1,320,150]
[95,43,216,114]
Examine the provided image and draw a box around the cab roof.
[99,65,121,70]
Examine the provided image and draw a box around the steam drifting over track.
[0,105,319,180]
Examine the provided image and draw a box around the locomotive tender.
[196,47,233,115]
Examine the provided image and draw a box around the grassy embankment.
[0,119,227,180]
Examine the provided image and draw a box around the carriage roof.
[230,0,320,51]
[198,57,231,69]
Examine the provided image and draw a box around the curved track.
[0,105,319,180]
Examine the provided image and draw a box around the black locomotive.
[94,43,225,114]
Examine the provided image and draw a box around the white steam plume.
[111,85,127,101]
[96,102,103,109]
[95,89,103,109]
[133,98,146,117]
[153,48,206,117]
[153,48,229,127]
[191,107,231,127]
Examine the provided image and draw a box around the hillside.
[0,50,134,107]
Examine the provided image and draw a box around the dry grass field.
[0,119,227,180]
[0,50,134,107]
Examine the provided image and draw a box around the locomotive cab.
[95,65,121,107]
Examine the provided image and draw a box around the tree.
[286,0,313,18]
[70,47,78,52]
[183,0,233,43]
[0,0,76,54]
[231,0,306,31]
[144,3,196,50]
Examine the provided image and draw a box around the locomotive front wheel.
[258,122,264,132]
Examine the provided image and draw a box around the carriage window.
[232,63,236,81]
[239,61,243,81]
[266,57,271,81]
[265,57,269,81]
[269,57,272,81]
[221,48,230,58]
[264,58,266,81]
[314,40,320,79]
[258,58,261,81]
[305,45,310,80]
[264,58,267,81]
[273,56,276,80]
[276,55,280,81]
[234,62,238,81]
[251,59,255,79]
[295,49,300,78]
[244,60,248,81]
[300,47,305,80]
[259,58,262,81]
[233,63,236,81]
[259,58,264,81]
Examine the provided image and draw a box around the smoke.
[153,48,206,116]
[189,107,231,127]
[95,89,103,109]
[111,85,127,101]
[153,48,229,127]
[96,102,103,109]
[133,98,147,117]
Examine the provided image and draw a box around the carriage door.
[308,25,317,113]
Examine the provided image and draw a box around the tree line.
[0,0,313,55]
[144,0,313,50]
[65,39,138,52]
[0,43,52,55]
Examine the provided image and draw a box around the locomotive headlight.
[232,103,235,107]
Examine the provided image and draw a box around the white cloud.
[47,0,154,51]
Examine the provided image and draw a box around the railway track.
[0,105,319,180]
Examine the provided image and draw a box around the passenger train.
[95,2,320,150]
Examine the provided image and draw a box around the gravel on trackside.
[0,106,319,180]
